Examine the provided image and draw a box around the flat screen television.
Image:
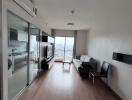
[44,45,53,59]
[47,45,53,58]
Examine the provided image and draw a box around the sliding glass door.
[29,24,39,84]
[7,12,41,100]
[64,37,74,61]
[55,37,74,61]
[55,37,65,61]
[8,12,28,100]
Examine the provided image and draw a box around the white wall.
[76,30,88,56]
[1,0,51,100]
[87,7,132,100]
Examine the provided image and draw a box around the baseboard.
[100,79,122,100]
[12,86,27,100]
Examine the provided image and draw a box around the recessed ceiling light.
[67,22,74,26]
[71,10,75,14]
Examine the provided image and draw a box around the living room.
[0,0,132,100]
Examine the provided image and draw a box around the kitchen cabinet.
[17,30,28,42]
[10,28,28,42]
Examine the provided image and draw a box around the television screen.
[43,45,53,59]
[47,45,53,58]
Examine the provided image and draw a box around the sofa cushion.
[80,55,92,62]
[80,55,86,61]
[83,56,92,62]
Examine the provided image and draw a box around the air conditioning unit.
[13,0,37,17]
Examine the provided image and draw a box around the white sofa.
[73,55,92,69]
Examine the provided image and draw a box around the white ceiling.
[35,0,132,30]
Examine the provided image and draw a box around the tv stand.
[41,56,54,70]
[40,33,55,70]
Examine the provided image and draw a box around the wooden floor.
[19,62,120,100]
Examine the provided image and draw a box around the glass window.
[29,24,39,84]
[55,37,74,61]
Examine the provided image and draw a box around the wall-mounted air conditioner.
[13,0,37,17]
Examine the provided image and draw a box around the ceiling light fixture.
[67,22,74,26]
[71,10,75,14]
[67,10,75,26]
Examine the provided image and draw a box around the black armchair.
[89,61,111,84]
[78,59,97,78]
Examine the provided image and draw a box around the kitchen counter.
[8,51,28,56]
